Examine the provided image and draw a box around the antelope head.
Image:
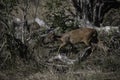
[43,27,60,44]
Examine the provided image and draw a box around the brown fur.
[57,27,99,53]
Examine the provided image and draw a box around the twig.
[0,40,6,53]
[0,52,10,68]
[46,63,69,67]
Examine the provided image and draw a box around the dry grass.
[0,0,120,79]
[1,30,120,80]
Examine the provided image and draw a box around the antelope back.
[60,27,98,45]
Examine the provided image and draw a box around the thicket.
[0,0,120,80]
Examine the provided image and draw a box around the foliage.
[45,0,77,32]
[0,0,19,33]
[0,0,27,70]
[0,0,18,15]
[0,0,19,20]
[72,0,120,26]
[103,8,120,26]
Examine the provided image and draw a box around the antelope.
[46,27,100,62]
[56,27,99,53]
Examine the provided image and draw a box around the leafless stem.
[0,40,6,53]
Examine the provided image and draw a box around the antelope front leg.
[57,42,66,54]
[80,46,92,61]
